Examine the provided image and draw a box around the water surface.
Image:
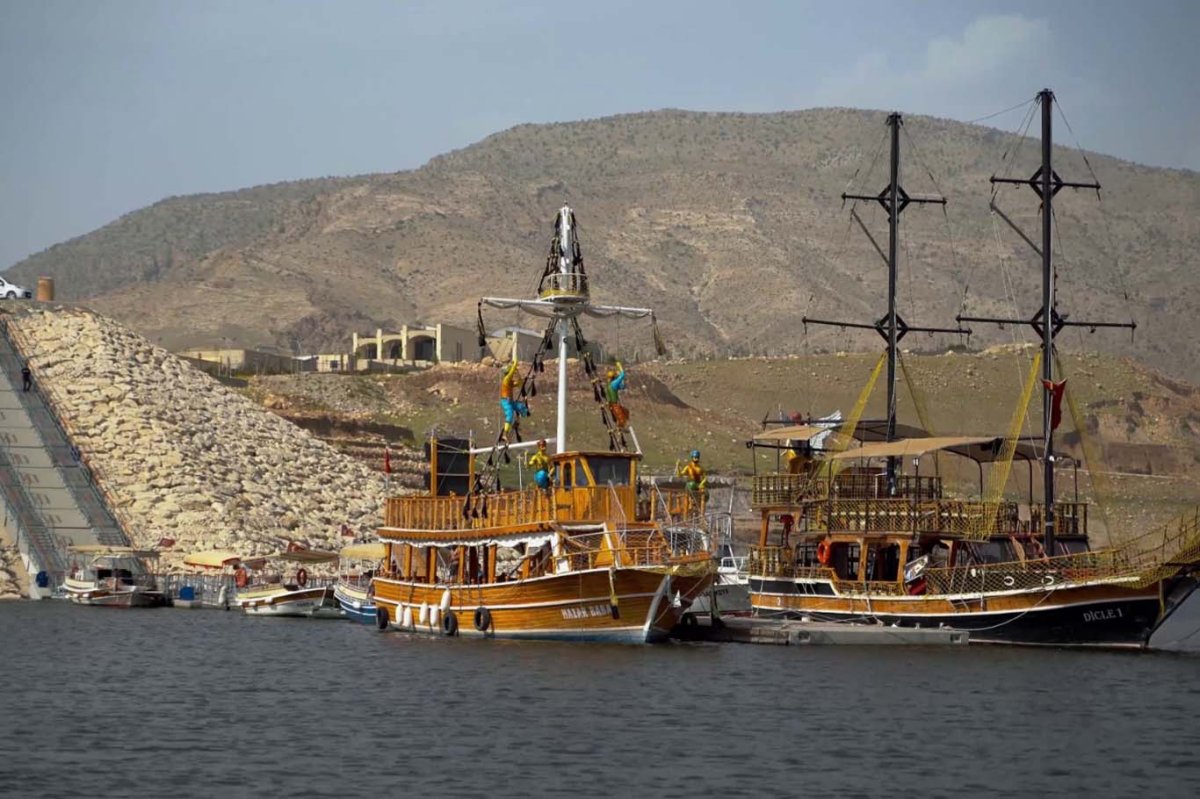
[1,601,1198,798]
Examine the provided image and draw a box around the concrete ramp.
[0,317,131,594]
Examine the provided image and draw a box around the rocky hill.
[4,108,1199,380]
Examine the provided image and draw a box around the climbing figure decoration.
[527,439,554,490]
[498,352,528,443]
[604,360,629,430]
[676,450,707,511]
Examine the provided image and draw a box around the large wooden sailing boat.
[370,206,716,642]
[746,93,1200,648]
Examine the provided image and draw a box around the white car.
[0,276,32,299]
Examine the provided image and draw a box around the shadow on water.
[1,601,1199,798]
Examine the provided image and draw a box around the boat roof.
[68,545,158,558]
[264,549,338,564]
[752,420,930,445]
[828,435,1071,464]
[182,550,245,569]
[339,542,387,560]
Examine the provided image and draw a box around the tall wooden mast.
[960,89,1135,554]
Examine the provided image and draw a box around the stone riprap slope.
[1,544,22,599]
[8,307,393,569]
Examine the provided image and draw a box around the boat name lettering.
[561,604,610,620]
[1083,608,1123,623]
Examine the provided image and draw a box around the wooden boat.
[370,206,716,642]
[228,549,340,618]
[745,93,1200,648]
[62,545,167,608]
[334,542,384,623]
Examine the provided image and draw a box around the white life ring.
[1002,575,1015,588]
[1043,574,1056,586]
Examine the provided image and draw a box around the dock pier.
[674,615,969,646]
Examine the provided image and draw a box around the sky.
[1,0,1197,270]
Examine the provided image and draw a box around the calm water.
[2,602,1199,798]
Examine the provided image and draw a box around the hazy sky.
[1,0,1196,270]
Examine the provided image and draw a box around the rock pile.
[9,308,402,569]
[0,544,22,599]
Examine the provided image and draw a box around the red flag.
[1042,379,1067,432]
[156,537,176,549]
[340,523,354,538]
[383,446,392,474]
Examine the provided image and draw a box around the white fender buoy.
[430,606,441,628]
[402,605,414,628]
[418,603,429,626]
[439,589,451,611]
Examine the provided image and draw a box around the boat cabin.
[747,424,1092,592]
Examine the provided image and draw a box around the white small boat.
[62,546,167,608]
[231,548,340,618]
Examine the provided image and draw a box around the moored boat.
[334,542,384,623]
[62,545,167,608]
[744,93,1200,648]
[370,206,716,642]
[229,549,340,618]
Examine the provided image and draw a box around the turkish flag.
[156,537,175,549]
[1042,379,1067,432]
[383,447,392,474]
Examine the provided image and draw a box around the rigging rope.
[967,351,1042,540]
[822,352,887,482]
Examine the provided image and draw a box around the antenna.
[957,89,1136,555]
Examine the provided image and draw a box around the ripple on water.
[2,602,1200,798]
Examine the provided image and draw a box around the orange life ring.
[234,568,248,588]
[816,540,832,566]
[296,568,308,587]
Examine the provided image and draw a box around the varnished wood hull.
[373,567,712,643]
[750,577,1163,648]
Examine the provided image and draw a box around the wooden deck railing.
[778,498,1088,538]
[386,485,646,531]
[753,473,943,506]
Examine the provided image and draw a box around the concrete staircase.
[0,316,129,595]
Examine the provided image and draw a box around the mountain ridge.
[5,106,1197,378]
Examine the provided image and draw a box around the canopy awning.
[68,545,158,558]
[339,543,388,561]
[266,549,339,564]
[182,550,245,570]
[752,424,835,443]
[827,436,998,461]
[828,435,1071,464]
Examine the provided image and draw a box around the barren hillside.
[4,108,1196,379]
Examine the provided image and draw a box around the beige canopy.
[339,542,388,561]
[828,435,1068,464]
[266,548,338,564]
[68,545,159,558]
[752,424,836,443]
[182,550,245,570]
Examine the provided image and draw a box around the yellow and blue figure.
[527,439,553,489]
[676,450,707,495]
[605,361,629,429]
[499,358,529,441]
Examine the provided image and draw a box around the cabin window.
[796,543,820,568]
[955,541,1014,566]
[864,543,900,582]
[1055,539,1089,556]
[589,457,631,486]
[832,543,860,580]
[559,461,574,488]
[573,460,592,487]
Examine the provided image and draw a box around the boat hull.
[334,582,377,624]
[750,577,1162,648]
[235,585,340,618]
[61,579,166,608]
[373,566,712,643]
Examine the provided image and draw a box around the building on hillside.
[352,323,478,367]
[486,326,545,362]
[178,347,301,375]
[296,354,353,373]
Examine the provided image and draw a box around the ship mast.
[805,112,966,495]
[480,205,658,456]
[959,89,1134,554]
